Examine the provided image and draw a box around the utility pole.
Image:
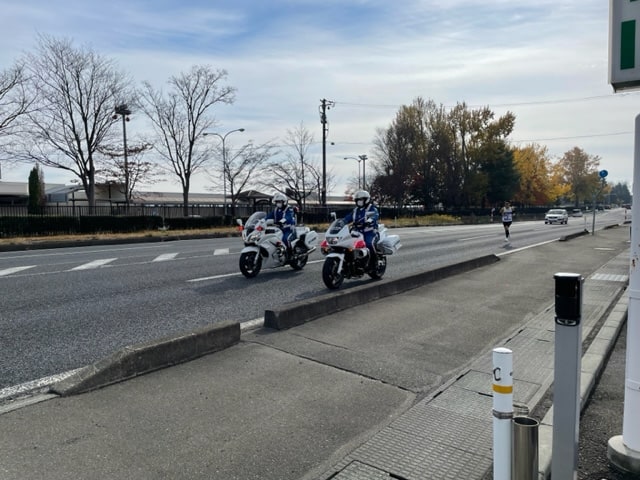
[319,99,334,207]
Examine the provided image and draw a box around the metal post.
[627,117,640,449]
[359,154,367,191]
[222,136,227,219]
[344,156,362,189]
[203,128,244,223]
[608,113,640,474]
[114,104,131,209]
[512,416,539,480]
[492,347,513,480]
[551,272,583,480]
[591,192,597,235]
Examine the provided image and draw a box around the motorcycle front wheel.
[289,245,308,271]
[368,254,387,279]
[239,251,262,278]
[322,256,344,289]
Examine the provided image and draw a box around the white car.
[571,209,583,217]
[545,209,569,224]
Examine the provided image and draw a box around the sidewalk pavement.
[0,225,632,480]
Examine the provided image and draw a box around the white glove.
[279,218,286,224]
[365,218,373,225]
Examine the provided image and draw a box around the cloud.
[1,0,637,193]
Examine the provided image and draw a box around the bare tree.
[215,140,276,218]
[0,63,31,159]
[13,35,130,208]
[137,65,235,216]
[97,141,158,202]
[262,122,317,208]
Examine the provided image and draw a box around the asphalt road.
[0,209,625,391]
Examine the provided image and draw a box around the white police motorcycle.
[320,212,401,289]
[237,211,318,278]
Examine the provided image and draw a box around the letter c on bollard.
[493,367,502,382]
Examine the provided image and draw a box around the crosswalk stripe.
[153,253,179,262]
[213,248,229,256]
[71,258,117,271]
[591,273,628,282]
[0,266,36,277]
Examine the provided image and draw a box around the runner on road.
[500,201,514,244]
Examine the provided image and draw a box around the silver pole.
[551,272,583,480]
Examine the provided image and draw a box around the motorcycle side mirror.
[236,219,243,226]
[330,212,337,220]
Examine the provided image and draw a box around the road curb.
[264,254,500,330]
[559,229,590,241]
[51,321,240,396]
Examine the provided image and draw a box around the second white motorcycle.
[320,212,401,289]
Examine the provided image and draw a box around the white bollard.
[492,347,513,480]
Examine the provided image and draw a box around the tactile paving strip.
[428,385,493,420]
[335,425,492,480]
[389,401,492,457]
[329,461,390,479]
[455,369,540,405]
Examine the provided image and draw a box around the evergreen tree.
[28,165,45,214]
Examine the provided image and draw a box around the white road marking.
[186,259,323,283]
[213,248,230,256]
[0,368,82,406]
[591,273,628,282]
[0,265,36,277]
[241,317,264,331]
[153,253,179,262]
[70,258,117,270]
[188,272,241,282]
[458,234,495,241]
[496,238,558,256]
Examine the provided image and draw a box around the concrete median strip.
[46,256,499,396]
[51,321,240,396]
[264,254,501,330]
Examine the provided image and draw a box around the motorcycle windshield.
[244,211,267,235]
[327,218,346,235]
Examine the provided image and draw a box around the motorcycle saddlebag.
[377,235,401,255]
[299,229,318,249]
[296,227,318,250]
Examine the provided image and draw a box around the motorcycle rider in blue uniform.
[343,190,379,270]
[266,192,296,254]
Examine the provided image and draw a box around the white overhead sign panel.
[610,0,640,92]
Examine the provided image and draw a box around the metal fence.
[0,204,257,219]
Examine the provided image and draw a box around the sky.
[1,0,639,197]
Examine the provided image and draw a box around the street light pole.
[358,154,368,190]
[113,104,131,208]
[343,156,362,189]
[204,128,245,221]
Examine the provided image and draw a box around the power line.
[512,131,633,143]
[334,92,640,110]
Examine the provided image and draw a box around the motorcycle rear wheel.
[239,251,262,278]
[368,254,387,279]
[289,245,308,270]
[322,256,344,289]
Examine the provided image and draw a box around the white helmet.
[272,192,288,207]
[353,190,370,207]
